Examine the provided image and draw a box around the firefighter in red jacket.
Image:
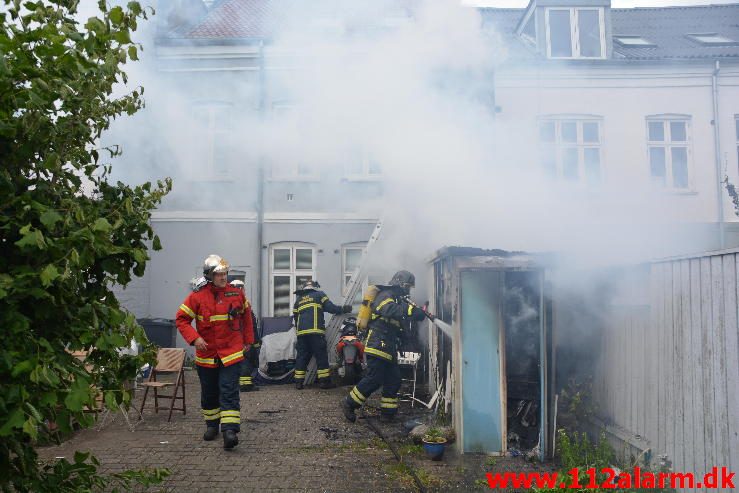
[176,254,254,450]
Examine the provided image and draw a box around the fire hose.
[360,407,428,493]
[402,296,435,322]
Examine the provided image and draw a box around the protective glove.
[422,302,435,321]
[342,305,352,313]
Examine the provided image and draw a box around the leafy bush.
[536,429,671,493]
[557,429,615,472]
[0,0,171,490]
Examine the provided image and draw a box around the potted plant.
[422,427,448,461]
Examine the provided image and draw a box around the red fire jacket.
[176,283,254,368]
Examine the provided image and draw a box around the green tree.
[0,0,171,490]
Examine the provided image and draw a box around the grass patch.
[474,477,490,489]
[328,438,388,453]
[384,461,444,490]
[413,467,444,489]
[385,462,417,490]
[397,443,423,458]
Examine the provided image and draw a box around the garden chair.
[138,348,186,422]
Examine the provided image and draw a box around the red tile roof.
[185,0,276,39]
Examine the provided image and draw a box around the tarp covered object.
[256,317,296,384]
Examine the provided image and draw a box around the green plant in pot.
[422,427,448,461]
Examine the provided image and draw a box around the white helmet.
[230,279,245,288]
[190,276,208,292]
[203,254,229,281]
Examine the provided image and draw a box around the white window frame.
[341,243,367,297]
[545,7,606,60]
[645,115,693,191]
[269,242,316,317]
[268,101,319,182]
[343,151,382,182]
[538,116,604,185]
[269,162,319,182]
[192,101,232,178]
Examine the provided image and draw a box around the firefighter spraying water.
[341,270,428,423]
[403,297,454,337]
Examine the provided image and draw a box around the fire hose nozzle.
[404,296,435,321]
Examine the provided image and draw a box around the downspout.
[256,40,266,316]
[712,60,725,249]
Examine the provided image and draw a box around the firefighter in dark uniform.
[230,280,260,392]
[341,270,426,423]
[176,255,254,450]
[293,280,351,390]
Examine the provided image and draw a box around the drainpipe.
[256,40,266,316]
[712,60,725,249]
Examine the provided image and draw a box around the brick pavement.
[37,371,549,492]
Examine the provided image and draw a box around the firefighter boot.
[203,427,219,441]
[318,378,336,389]
[223,430,239,450]
[241,385,259,392]
[295,380,304,390]
[341,398,357,423]
[379,414,395,424]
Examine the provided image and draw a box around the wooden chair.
[138,348,187,422]
[68,349,104,414]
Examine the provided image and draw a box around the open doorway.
[503,271,542,455]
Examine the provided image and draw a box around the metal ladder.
[304,218,383,384]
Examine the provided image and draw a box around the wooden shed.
[426,247,555,459]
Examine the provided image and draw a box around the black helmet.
[299,279,320,291]
[389,270,415,294]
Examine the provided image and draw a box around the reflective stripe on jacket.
[176,283,254,368]
[364,287,425,361]
[292,289,343,336]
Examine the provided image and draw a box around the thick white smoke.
[103,0,721,279]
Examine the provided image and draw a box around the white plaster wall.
[494,62,739,225]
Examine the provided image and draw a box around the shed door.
[460,270,504,453]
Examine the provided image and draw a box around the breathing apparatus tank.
[356,285,380,331]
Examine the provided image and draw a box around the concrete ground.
[37,371,551,492]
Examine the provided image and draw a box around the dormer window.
[614,36,656,48]
[545,8,605,59]
[685,33,738,46]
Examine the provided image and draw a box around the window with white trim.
[539,117,603,184]
[269,243,316,317]
[546,8,605,59]
[270,161,315,181]
[192,102,232,176]
[341,243,366,297]
[646,116,692,190]
[269,102,317,181]
[341,243,385,310]
[344,151,382,180]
